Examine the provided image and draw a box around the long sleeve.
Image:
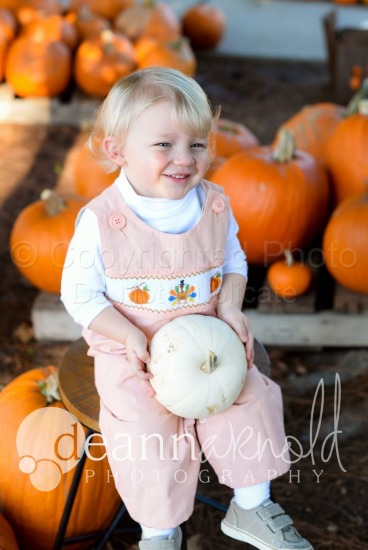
[61,208,113,328]
[223,209,248,280]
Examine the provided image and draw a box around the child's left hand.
[217,306,254,369]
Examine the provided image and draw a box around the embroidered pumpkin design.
[129,284,150,304]
[210,272,221,293]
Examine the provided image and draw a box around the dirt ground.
[0,54,367,549]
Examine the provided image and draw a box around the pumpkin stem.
[345,77,368,117]
[167,38,187,52]
[201,350,217,374]
[40,189,67,217]
[271,128,296,163]
[284,249,294,267]
[142,0,155,7]
[78,4,93,20]
[38,372,61,404]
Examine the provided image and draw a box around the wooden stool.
[56,337,270,548]
[54,339,138,550]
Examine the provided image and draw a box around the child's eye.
[191,143,207,149]
[155,142,171,148]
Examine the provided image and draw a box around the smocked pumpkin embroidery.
[210,271,222,293]
[128,283,150,304]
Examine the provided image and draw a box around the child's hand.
[125,329,156,397]
[217,306,254,369]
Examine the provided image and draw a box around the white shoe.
[221,499,313,550]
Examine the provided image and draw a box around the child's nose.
[173,148,194,166]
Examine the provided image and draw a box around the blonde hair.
[88,67,218,173]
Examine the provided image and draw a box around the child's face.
[106,100,210,200]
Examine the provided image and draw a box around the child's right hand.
[125,329,156,398]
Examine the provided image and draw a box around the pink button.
[212,196,225,213]
[110,213,126,229]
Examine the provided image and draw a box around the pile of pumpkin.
[10,81,368,301]
[0,0,226,98]
[208,91,368,298]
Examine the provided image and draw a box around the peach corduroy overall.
[82,180,290,528]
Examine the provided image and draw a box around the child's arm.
[61,208,154,395]
[89,307,155,396]
[217,272,254,369]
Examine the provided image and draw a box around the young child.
[61,67,312,550]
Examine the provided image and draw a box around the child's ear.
[103,137,126,166]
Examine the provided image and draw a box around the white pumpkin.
[148,314,247,419]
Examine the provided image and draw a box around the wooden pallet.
[244,263,368,347]
[31,275,368,347]
[0,83,100,127]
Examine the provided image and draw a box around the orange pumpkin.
[267,249,312,298]
[70,5,111,41]
[182,4,226,50]
[325,98,368,205]
[0,366,121,550]
[85,0,136,21]
[133,35,154,63]
[276,102,345,167]
[129,284,150,304]
[14,0,64,26]
[74,29,136,97]
[137,37,196,77]
[21,13,79,50]
[114,0,181,43]
[212,129,330,264]
[10,189,86,294]
[5,34,72,97]
[349,65,363,92]
[322,189,368,293]
[210,118,259,158]
[0,514,19,550]
[73,141,119,198]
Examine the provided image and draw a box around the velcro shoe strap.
[268,514,293,533]
[257,503,285,521]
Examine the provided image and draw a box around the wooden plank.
[333,284,368,314]
[245,310,368,347]
[32,290,368,347]
[31,292,82,341]
[257,280,316,314]
[0,84,100,127]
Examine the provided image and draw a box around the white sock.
[141,526,175,540]
[234,481,271,510]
